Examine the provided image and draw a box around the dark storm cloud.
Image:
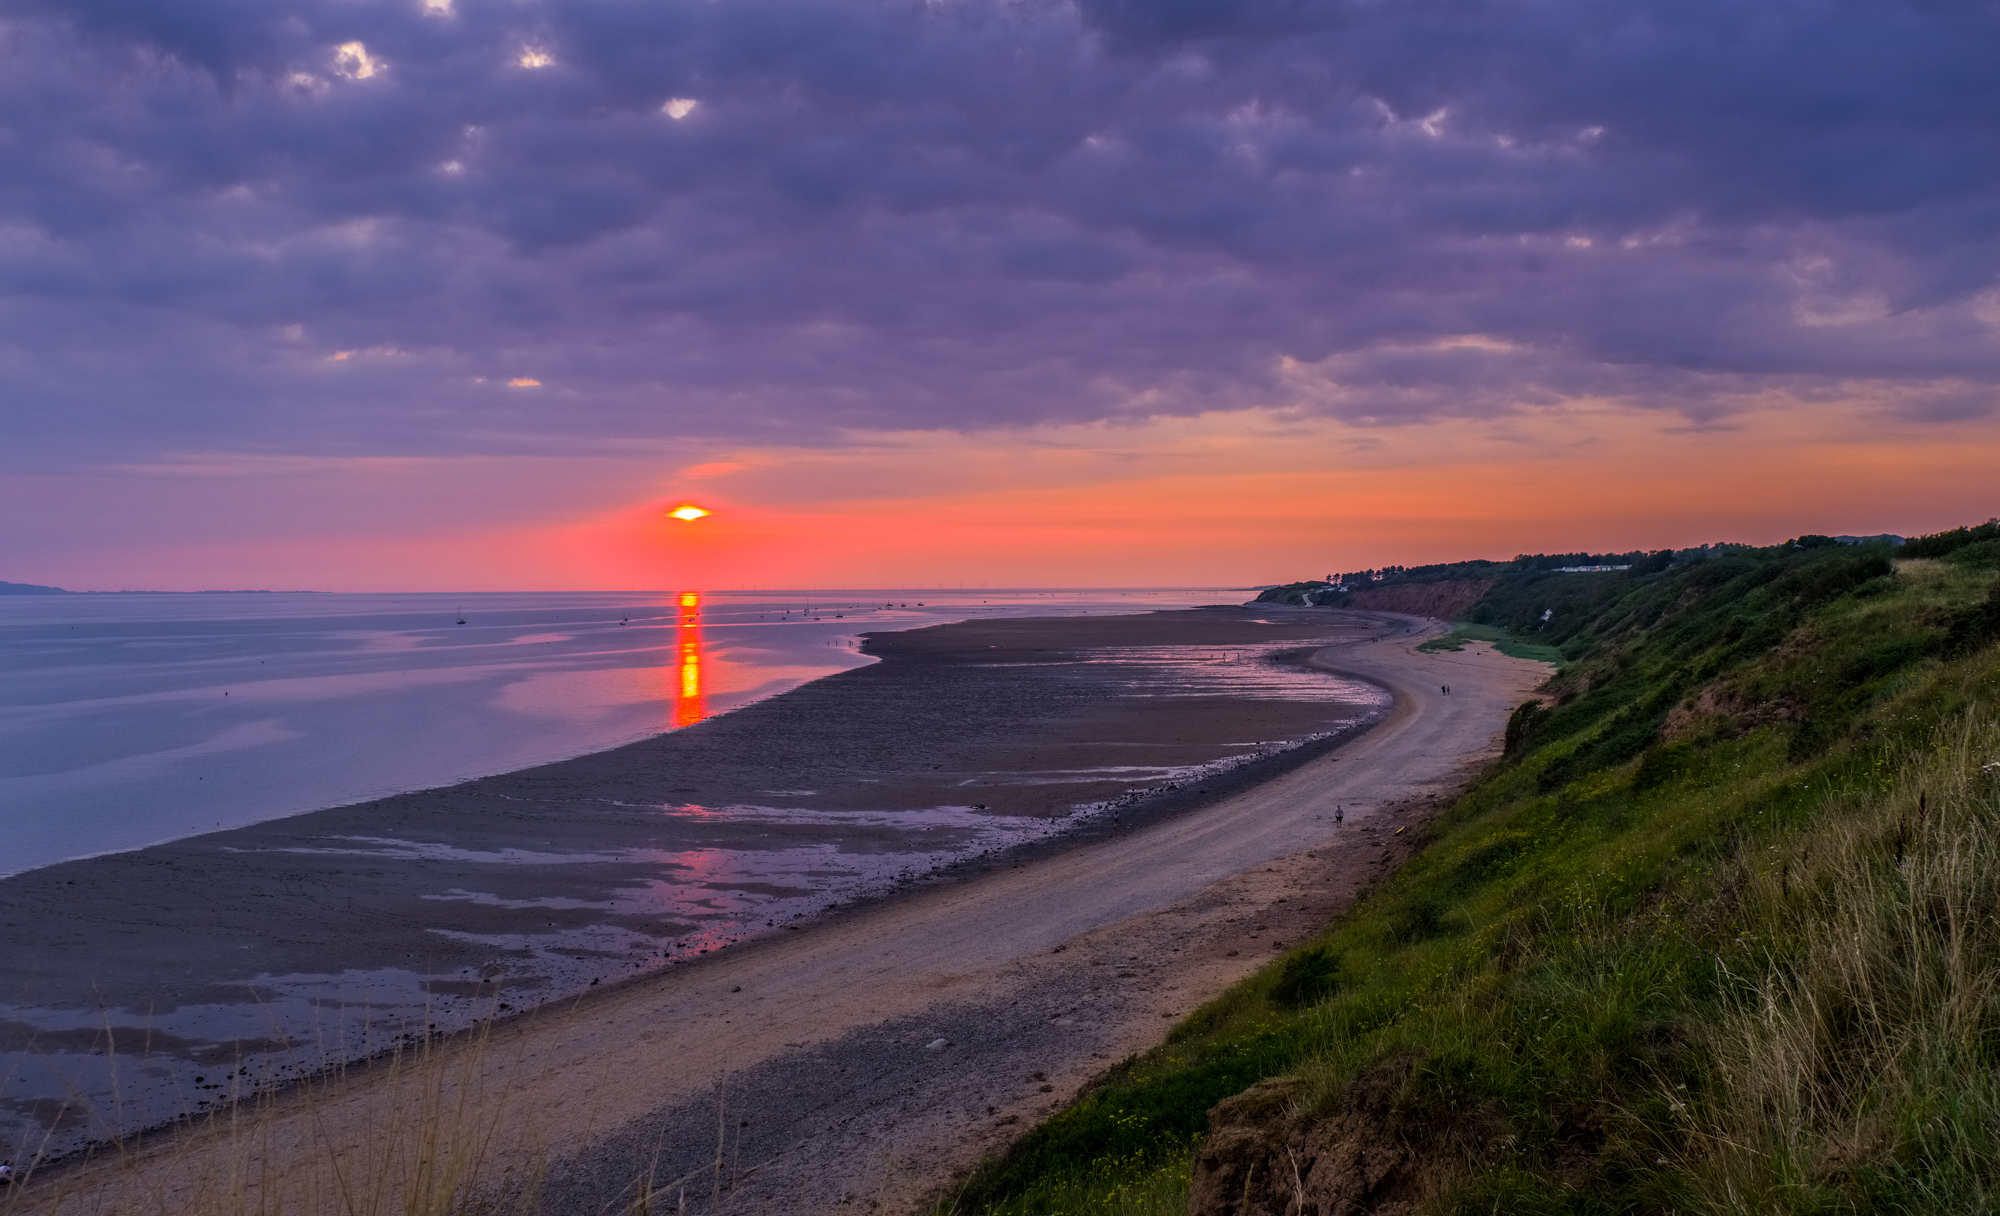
[4,0,1999,466]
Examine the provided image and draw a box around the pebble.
[926,1038,949,1050]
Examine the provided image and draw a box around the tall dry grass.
[0,1009,777,1216]
[1687,714,2000,1211]
[0,1017,552,1216]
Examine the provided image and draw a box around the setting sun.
[667,505,711,521]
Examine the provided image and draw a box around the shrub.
[1270,946,1344,1008]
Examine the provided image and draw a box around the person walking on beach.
[1335,804,1344,826]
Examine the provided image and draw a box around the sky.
[4,0,1998,591]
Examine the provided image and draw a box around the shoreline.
[12,609,1554,1214]
[0,605,1383,1168]
[0,588,1232,882]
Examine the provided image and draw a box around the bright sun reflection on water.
[673,590,706,727]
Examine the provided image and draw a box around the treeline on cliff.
[1256,546,1703,607]
[947,522,2000,1215]
[1254,530,1941,613]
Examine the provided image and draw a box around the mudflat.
[0,607,1380,1165]
[13,608,1549,1215]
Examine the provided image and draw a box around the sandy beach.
[6,606,1549,1214]
[1,606,1382,1166]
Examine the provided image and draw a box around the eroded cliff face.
[1186,1059,1485,1216]
[1337,579,1493,622]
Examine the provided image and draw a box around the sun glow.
[671,591,705,728]
[668,505,711,521]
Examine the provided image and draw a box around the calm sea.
[0,589,1234,876]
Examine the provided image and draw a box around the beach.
[0,589,1224,877]
[4,605,1551,1214]
[0,605,1387,1167]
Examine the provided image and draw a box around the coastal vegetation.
[1413,623,1565,668]
[947,525,2000,1214]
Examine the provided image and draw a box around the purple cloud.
[4,0,1999,470]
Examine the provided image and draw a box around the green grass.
[945,543,2000,1216]
[1416,621,1568,666]
[940,1142,1196,1216]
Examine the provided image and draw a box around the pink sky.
[10,400,1992,591]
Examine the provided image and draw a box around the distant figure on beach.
[1335,804,1343,826]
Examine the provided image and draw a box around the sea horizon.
[4,582,1269,595]
[0,587,1252,876]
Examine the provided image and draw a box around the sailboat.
[455,604,466,626]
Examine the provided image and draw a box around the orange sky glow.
[9,397,1993,592]
[512,403,1998,589]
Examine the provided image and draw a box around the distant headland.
[0,581,320,595]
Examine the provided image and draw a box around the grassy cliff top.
[950,531,2000,1215]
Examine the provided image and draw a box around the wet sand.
[9,609,1551,1214]
[0,607,1380,1162]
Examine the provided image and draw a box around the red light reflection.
[672,590,706,728]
